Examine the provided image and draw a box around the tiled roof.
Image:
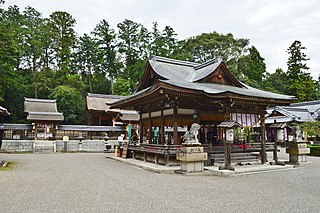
[266,105,316,124]
[112,56,295,108]
[162,80,294,100]
[148,56,223,83]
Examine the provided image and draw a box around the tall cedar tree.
[286,40,316,101]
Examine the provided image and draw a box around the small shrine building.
[24,98,64,140]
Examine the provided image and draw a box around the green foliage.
[299,121,320,137]
[92,19,120,94]
[263,68,288,94]
[239,46,266,82]
[49,85,85,124]
[308,145,320,157]
[92,73,111,94]
[1,2,320,124]
[149,22,178,58]
[114,78,131,96]
[286,40,316,101]
[48,11,76,74]
[180,32,250,78]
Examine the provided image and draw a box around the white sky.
[4,0,320,79]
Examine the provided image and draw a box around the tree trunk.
[88,72,93,93]
[110,75,114,95]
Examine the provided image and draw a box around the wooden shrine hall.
[111,56,295,165]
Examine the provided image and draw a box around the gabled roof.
[87,93,139,121]
[266,106,315,124]
[24,98,64,121]
[136,56,244,91]
[0,106,10,116]
[113,56,295,109]
[290,100,320,119]
[86,93,125,112]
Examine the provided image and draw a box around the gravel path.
[1,153,320,213]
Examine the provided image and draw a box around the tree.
[149,22,178,58]
[0,4,30,122]
[92,19,121,94]
[48,11,76,75]
[72,34,99,93]
[286,40,316,101]
[113,78,131,96]
[49,85,86,124]
[263,68,288,94]
[117,19,150,92]
[180,32,250,78]
[21,6,46,98]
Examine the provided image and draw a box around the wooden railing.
[127,142,277,166]
[128,144,181,166]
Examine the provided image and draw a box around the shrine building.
[111,56,295,165]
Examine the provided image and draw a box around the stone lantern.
[217,121,241,171]
[286,125,310,165]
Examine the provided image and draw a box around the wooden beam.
[173,107,178,145]
[160,110,165,144]
[139,114,144,144]
[260,114,267,164]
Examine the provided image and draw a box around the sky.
[4,0,320,79]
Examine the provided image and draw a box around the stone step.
[33,141,55,154]
[211,152,259,164]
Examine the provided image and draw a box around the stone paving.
[0,152,320,212]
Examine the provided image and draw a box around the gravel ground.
[1,152,320,213]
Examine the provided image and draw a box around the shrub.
[308,145,320,156]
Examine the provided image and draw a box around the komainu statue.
[183,123,201,144]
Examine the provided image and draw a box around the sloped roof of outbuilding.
[266,106,315,124]
[87,93,125,112]
[0,106,10,116]
[24,98,64,121]
[87,93,139,121]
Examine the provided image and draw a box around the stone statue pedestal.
[286,142,310,165]
[176,143,207,172]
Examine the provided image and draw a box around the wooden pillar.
[160,110,165,145]
[139,114,144,144]
[148,121,153,144]
[0,130,4,149]
[220,105,234,171]
[260,114,267,164]
[34,122,37,140]
[196,109,201,142]
[273,127,279,162]
[173,107,178,145]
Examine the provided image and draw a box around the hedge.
[308,145,320,156]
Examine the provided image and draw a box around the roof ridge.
[283,107,310,112]
[150,55,199,67]
[88,93,126,99]
[274,106,299,119]
[194,57,222,70]
[290,100,320,106]
[24,97,56,103]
